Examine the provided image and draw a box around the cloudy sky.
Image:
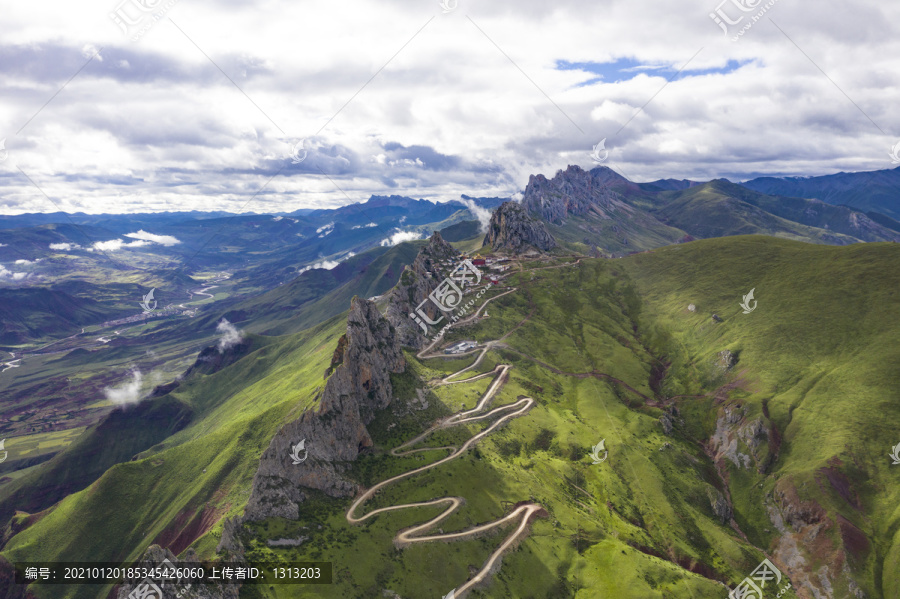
[1,0,897,214]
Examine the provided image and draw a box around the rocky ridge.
[520,164,639,224]
[243,296,405,521]
[483,201,557,253]
[384,231,461,349]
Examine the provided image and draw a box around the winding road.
[345,286,546,597]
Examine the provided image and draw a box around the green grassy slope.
[619,236,900,598]
[648,184,860,245]
[3,236,896,598]
[230,241,424,336]
[0,314,346,599]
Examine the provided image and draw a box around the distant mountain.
[649,180,899,244]
[638,179,702,192]
[517,165,898,255]
[520,165,685,254]
[740,167,900,219]
[0,288,131,344]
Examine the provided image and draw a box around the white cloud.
[351,222,378,229]
[0,265,30,280]
[49,242,81,251]
[104,369,144,406]
[216,318,244,353]
[91,239,148,251]
[316,222,334,237]
[459,199,492,233]
[124,230,181,246]
[379,230,422,247]
[0,0,898,214]
[298,252,355,274]
[14,259,41,265]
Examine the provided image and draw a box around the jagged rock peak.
[243,296,405,521]
[385,231,461,349]
[521,164,636,224]
[483,201,557,253]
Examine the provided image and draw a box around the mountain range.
[0,164,898,599]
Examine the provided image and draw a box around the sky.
[1,0,898,214]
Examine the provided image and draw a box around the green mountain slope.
[2,237,897,599]
[651,181,899,244]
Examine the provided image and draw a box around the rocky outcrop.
[709,404,771,473]
[385,231,461,348]
[520,164,639,224]
[483,201,557,253]
[244,297,405,521]
[715,350,737,372]
[706,487,732,524]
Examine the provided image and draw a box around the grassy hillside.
[619,237,900,599]
[0,315,346,599]
[233,241,424,336]
[648,184,860,245]
[2,236,897,598]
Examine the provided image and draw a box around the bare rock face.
[483,201,557,253]
[520,164,638,224]
[244,297,405,521]
[706,487,733,524]
[385,231,461,349]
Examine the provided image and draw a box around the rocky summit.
[243,296,405,521]
[385,230,460,348]
[483,200,557,253]
[521,164,638,224]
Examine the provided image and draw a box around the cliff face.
[384,231,460,349]
[483,201,557,253]
[244,297,405,521]
[521,164,638,224]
